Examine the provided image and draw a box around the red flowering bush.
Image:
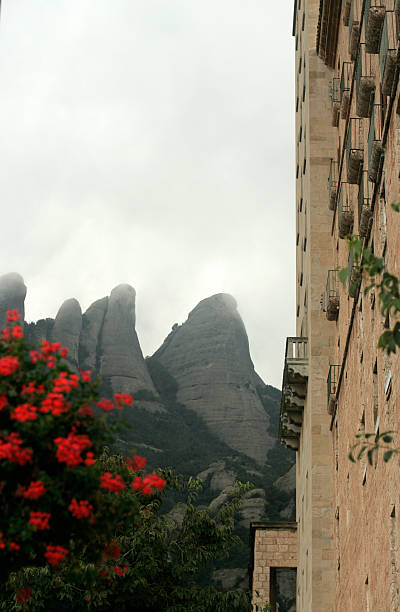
[0,310,165,601]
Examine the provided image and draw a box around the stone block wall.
[250,522,297,611]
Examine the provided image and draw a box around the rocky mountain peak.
[0,272,27,328]
[152,294,274,465]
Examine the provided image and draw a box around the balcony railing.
[348,242,361,297]
[349,0,361,60]
[279,337,308,451]
[368,103,384,182]
[345,118,364,184]
[328,159,338,210]
[331,78,341,126]
[340,62,353,119]
[380,11,397,95]
[326,270,340,321]
[338,181,355,238]
[358,170,372,238]
[365,0,385,53]
[327,364,341,415]
[343,0,351,26]
[355,44,376,117]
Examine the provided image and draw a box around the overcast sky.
[0,1,295,388]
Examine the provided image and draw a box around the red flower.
[97,398,114,411]
[132,473,166,496]
[114,393,133,408]
[0,395,8,411]
[105,542,120,559]
[11,403,38,422]
[22,480,46,500]
[7,309,20,322]
[80,369,91,382]
[99,569,108,579]
[40,392,69,416]
[0,356,19,376]
[68,498,93,519]
[29,511,50,530]
[9,541,20,551]
[45,545,69,566]
[11,326,23,339]
[0,433,33,465]
[21,382,45,396]
[54,432,92,467]
[84,452,96,466]
[126,455,147,471]
[100,472,126,493]
[16,587,31,603]
[78,405,94,418]
[113,564,128,576]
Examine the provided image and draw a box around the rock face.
[152,294,273,465]
[52,299,82,371]
[0,273,26,329]
[97,285,155,396]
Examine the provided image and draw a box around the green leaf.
[357,446,367,460]
[391,201,400,212]
[367,448,375,465]
[382,435,393,443]
[338,267,350,285]
[384,450,394,462]
[348,451,356,463]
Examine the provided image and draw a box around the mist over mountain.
[0,272,295,589]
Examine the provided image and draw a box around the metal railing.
[340,62,353,102]
[285,337,308,362]
[358,170,371,221]
[355,44,376,99]
[368,103,384,181]
[329,159,338,209]
[379,11,397,86]
[331,78,341,105]
[338,181,355,237]
[327,365,341,408]
[326,270,340,320]
[345,118,364,179]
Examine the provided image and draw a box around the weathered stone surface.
[238,489,266,528]
[98,284,157,396]
[24,318,54,346]
[79,297,108,372]
[51,298,82,371]
[274,464,296,494]
[0,273,26,329]
[153,294,273,464]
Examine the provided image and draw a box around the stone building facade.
[280,0,400,609]
[250,522,297,611]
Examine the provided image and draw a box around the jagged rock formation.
[0,273,296,587]
[152,294,273,465]
[0,273,26,329]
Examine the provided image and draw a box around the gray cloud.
[0,0,295,387]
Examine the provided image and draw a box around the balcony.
[340,62,353,119]
[358,170,372,238]
[368,103,384,182]
[365,0,385,53]
[343,0,351,26]
[327,364,341,415]
[380,11,397,95]
[325,270,340,321]
[331,78,341,126]
[349,0,361,60]
[348,243,361,298]
[328,158,338,210]
[279,337,308,451]
[355,44,376,117]
[338,181,355,238]
[345,118,364,184]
